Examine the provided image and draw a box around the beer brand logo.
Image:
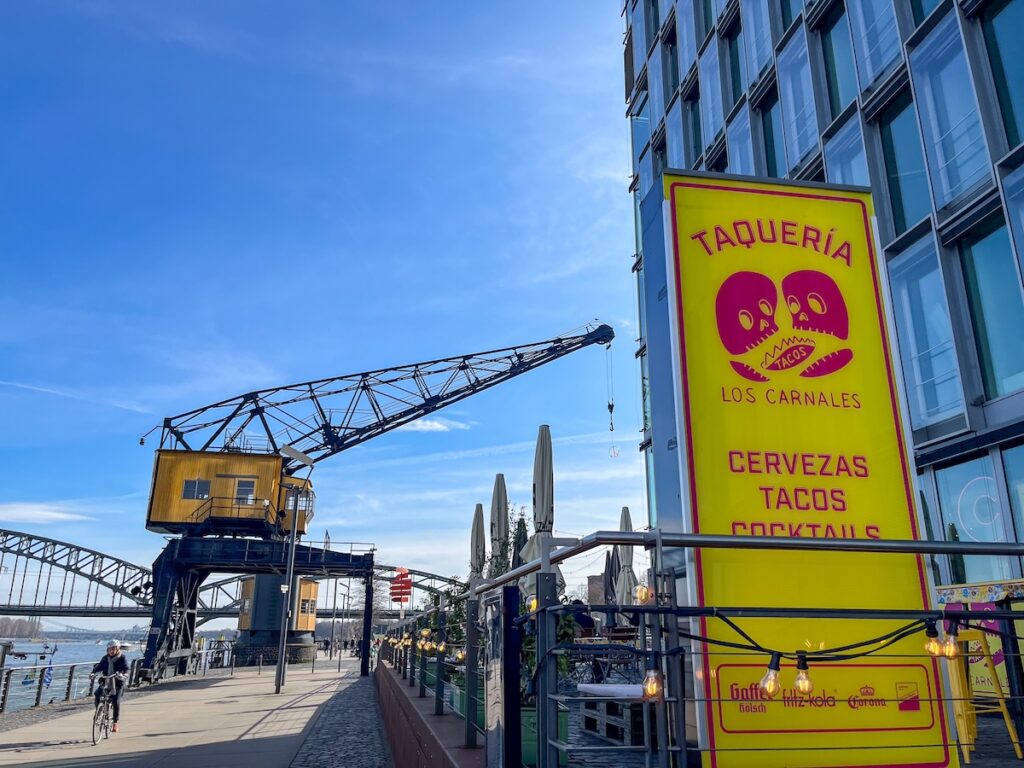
[715,270,853,382]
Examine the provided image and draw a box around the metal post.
[501,585,522,768]
[34,667,46,707]
[465,584,480,748]
[258,654,263,675]
[360,571,373,677]
[230,654,235,677]
[535,571,558,768]
[419,634,428,698]
[329,578,338,660]
[0,669,11,713]
[274,488,302,694]
[65,665,76,702]
[434,593,447,715]
[409,628,418,688]
[312,650,316,674]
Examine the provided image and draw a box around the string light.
[420,628,431,639]
[526,595,539,613]
[437,642,447,654]
[642,668,664,701]
[633,584,654,604]
[923,619,942,657]
[759,652,782,699]
[455,649,466,663]
[794,653,813,695]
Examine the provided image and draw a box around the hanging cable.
[605,344,615,432]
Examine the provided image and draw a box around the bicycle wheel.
[92,702,102,746]
[103,700,112,740]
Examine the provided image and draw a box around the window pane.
[660,0,675,22]
[639,149,655,195]
[741,0,773,78]
[824,116,869,187]
[1005,444,1024,549]
[727,28,747,104]
[1006,162,1024,264]
[645,0,661,50]
[983,0,1024,149]
[664,40,680,98]
[761,95,786,177]
[960,222,1024,398]
[666,99,686,167]
[848,0,900,87]
[821,9,858,119]
[910,14,990,207]
[632,0,648,76]
[687,99,703,163]
[911,0,940,25]
[678,0,698,73]
[236,479,256,504]
[713,0,727,23]
[880,96,930,234]
[780,0,803,30]
[777,27,817,170]
[699,38,725,147]
[888,236,964,428]
[641,350,652,431]
[649,43,666,121]
[936,455,1014,583]
[726,105,755,175]
[632,94,652,165]
[645,446,657,527]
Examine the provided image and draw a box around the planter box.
[521,707,569,767]
[449,686,484,729]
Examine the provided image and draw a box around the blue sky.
[0,2,646,621]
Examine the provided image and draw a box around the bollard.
[258,654,263,675]
[65,665,76,702]
[231,654,235,677]
[312,651,316,674]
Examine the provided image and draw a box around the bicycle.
[90,673,119,744]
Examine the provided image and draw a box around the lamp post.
[274,445,315,694]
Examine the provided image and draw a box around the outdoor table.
[935,579,1024,740]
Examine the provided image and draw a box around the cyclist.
[92,640,129,732]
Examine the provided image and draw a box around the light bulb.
[455,650,466,663]
[633,584,653,604]
[642,669,664,701]
[420,628,431,638]
[526,594,539,613]
[759,653,782,699]
[437,642,446,654]
[924,636,942,657]
[941,634,959,659]
[794,654,813,695]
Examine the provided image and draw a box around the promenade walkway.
[0,656,393,768]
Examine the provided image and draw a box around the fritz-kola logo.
[715,269,853,382]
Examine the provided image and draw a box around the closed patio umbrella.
[604,548,619,606]
[614,506,639,607]
[510,516,528,570]
[489,474,509,578]
[470,503,486,580]
[519,425,565,596]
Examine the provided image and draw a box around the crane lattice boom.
[151,322,613,473]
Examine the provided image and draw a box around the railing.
[188,496,284,528]
[379,531,1024,768]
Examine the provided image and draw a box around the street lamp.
[274,445,315,694]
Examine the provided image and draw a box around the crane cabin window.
[235,479,256,505]
[182,479,210,500]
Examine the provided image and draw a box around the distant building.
[624,0,1024,585]
[588,574,605,605]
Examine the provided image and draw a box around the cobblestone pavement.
[290,665,394,768]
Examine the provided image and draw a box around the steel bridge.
[0,527,459,623]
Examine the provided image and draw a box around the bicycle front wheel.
[92,705,102,746]
[103,701,112,739]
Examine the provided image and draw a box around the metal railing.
[378,530,1024,768]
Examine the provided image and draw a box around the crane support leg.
[141,540,206,680]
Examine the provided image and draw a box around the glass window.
[713,0,727,22]
[644,0,661,51]
[777,27,817,170]
[960,221,1024,398]
[726,105,755,175]
[666,99,686,167]
[699,38,725,147]
[678,0,698,74]
[686,98,704,164]
[1006,163,1024,263]
[664,39,680,100]
[879,95,930,235]
[182,479,211,500]
[640,349,652,431]
[847,0,900,88]
[911,0,941,25]
[636,263,648,340]
[649,44,666,122]
[888,236,964,429]
[910,13,990,208]
[936,455,1014,583]
[631,94,652,166]
[701,0,714,36]
[632,0,648,76]
[659,0,675,21]
[639,149,655,196]
[235,479,256,505]
[821,8,858,119]
[741,0,773,79]
[982,0,1024,149]
[761,94,786,177]
[780,0,802,30]
[726,27,747,105]
[1005,444,1024,547]
[824,116,869,187]
[644,446,657,527]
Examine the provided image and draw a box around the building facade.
[625,0,1024,585]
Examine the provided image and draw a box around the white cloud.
[397,417,472,433]
[0,380,151,414]
[0,503,93,523]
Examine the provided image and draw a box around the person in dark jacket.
[92,640,129,732]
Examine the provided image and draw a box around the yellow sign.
[665,173,954,767]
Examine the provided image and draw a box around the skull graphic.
[782,270,849,340]
[714,271,779,355]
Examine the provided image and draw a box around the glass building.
[624,0,1024,585]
